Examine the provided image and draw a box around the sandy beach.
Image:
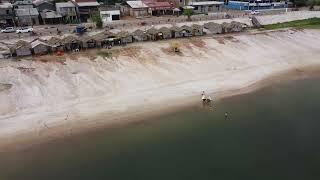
[1,29,320,150]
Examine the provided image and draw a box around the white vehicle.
[250,10,260,15]
[1,27,15,33]
[16,27,33,33]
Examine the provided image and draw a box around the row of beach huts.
[0,21,245,58]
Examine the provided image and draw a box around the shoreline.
[2,65,320,152]
[1,29,320,151]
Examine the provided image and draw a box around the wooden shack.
[62,35,82,51]
[178,25,193,37]
[10,40,32,57]
[132,29,148,42]
[117,31,133,44]
[157,27,171,40]
[31,40,51,55]
[191,24,204,36]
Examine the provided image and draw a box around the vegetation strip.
[262,18,320,30]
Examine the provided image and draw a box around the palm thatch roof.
[132,29,146,36]
[62,35,80,44]
[158,27,171,34]
[11,40,31,49]
[170,26,180,31]
[191,24,203,30]
[79,35,96,42]
[46,37,63,46]
[178,25,192,32]
[146,28,158,35]
[116,31,131,38]
[93,31,117,40]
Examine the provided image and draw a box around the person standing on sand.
[201,91,206,102]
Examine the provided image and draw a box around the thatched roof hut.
[62,35,80,44]
[157,27,171,39]
[204,22,223,34]
[10,40,32,56]
[46,37,63,47]
[170,26,181,38]
[132,29,148,42]
[0,46,11,59]
[116,31,133,44]
[80,35,97,48]
[191,24,204,36]
[147,28,158,35]
[179,25,192,32]
[176,25,193,37]
[146,28,158,40]
[62,35,82,51]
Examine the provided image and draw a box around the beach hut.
[93,31,118,48]
[132,29,148,42]
[62,35,82,51]
[116,31,133,44]
[91,33,104,48]
[178,25,193,37]
[204,22,223,34]
[80,36,97,49]
[146,28,158,41]
[31,40,51,55]
[191,24,204,36]
[46,37,64,52]
[170,26,180,38]
[0,46,11,59]
[157,27,171,40]
[10,40,32,57]
[103,31,118,47]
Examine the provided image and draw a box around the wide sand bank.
[1,29,320,150]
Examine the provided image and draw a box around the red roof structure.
[143,0,174,10]
[73,0,97,2]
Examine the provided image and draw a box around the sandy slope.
[0,29,320,148]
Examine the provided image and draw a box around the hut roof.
[132,29,146,36]
[12,40,31,49]
[203,22,220,29]
[146,28,158,35]
[178,25,192,32]
[63,35,80,44]
[79,35,95,42]
[91,31,117,41]
[158,27,171,33]
[191,24,203,30]
[31,40,50,48]
[116,31,131,38]
[46,37,63,46]
[169,26,180,31]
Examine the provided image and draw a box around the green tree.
[183,9,193,21]
[91,12,103,28]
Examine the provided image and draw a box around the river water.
[1,76,320,180]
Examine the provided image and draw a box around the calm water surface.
[1,77,320,180]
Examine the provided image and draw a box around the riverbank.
[1,29,320,151]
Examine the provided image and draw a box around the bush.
[91,12,103,28]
